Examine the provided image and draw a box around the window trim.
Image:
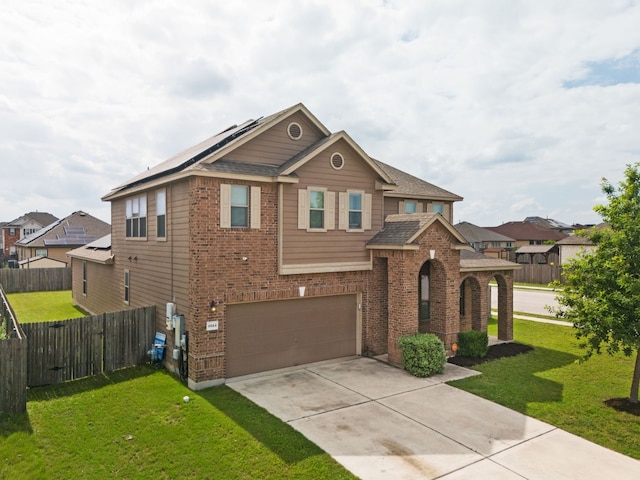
[156,189,166,240]
[82,261,87,296]
[220,184,261,229]
[125,194,148,239]
[123,269,130,305]
[230,185,249,228]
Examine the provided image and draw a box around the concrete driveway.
[228,357,640,480]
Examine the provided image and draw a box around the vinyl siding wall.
[281,140,384,269]
[108,180,191,346]
[226,112,326,166]
[71,258,120,315]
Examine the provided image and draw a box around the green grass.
[0,366,356,480]
[449,318,640,459]
[6,290,86,323]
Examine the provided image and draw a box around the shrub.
[398,333,446,377]
[456,330,489,358]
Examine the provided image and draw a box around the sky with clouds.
[2,0,640,227]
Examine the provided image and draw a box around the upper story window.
[126,194,147,238]
[298,187,334,232]
[156,190,166,239]
[9,228,16,236]
[35,249,47,257]
[23,228,38,236]
[506,242,513,248]
[220,184,261,229]
[433,204,444,215]
[405,201,417,214]
[309,190,325,229]
[348,193,362,229]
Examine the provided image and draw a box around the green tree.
[554,163,640,403]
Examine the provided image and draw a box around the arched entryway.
[459,275,483,333]
[417,259,448,338]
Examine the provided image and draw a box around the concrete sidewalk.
[229,357,640,480]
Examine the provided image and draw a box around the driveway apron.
[228,357,640,480]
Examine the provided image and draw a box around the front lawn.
[449,318,640,459]
[0,366,356,480]
[6,290,86,323]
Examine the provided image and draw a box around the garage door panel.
[226,295,357,377]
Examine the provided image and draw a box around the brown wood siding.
[71,259,120,315]
[281,140,384,267]
[225,112,326,166]
[106,180,191,345]
[226,294,357,377]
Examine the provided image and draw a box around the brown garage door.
[226,294,357,377]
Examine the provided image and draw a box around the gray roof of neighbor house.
[459,250,520,271]
[525,216,573,231]
[16,211,110,248]
[374,160,463,201]
[7,211,59,228]
[486,221,567,242]
[454,221,515,244]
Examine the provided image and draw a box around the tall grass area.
[6,291,86,323]
[449,318,640,459]
[0,366,356,480]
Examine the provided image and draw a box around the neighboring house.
[524,216,574,235]
[486,221,567,248]
[555,223,607,265]
[1,211,59,258]
[15,211,110,265]
[454,221,515,258]
[68,103,519,390]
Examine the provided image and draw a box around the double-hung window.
[126,195,147,238]
[231,185,249,227]
[156,190,166,239]
[309,190,325,229]
[220,184,261,229]
[348,193,362,229]
[82,261,87,296]
[124,270,130,305]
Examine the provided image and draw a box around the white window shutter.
[364,194,372,230]
[416,202,424,213]
[298,189,308,229]
[250,186,261,229]
[220,184,231,228]
[326,191,336,230]
[338,192,348,230]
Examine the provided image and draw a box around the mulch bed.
[604,398,640,416]
[447,342,533,367]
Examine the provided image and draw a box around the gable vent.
[287,122,303,140]
[330,152,345,170]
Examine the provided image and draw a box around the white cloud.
[1,0,640,227]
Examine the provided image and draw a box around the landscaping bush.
[456,330,489,358]
[398,333,446,377]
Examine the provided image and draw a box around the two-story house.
[68,104,519,389]
[1,212,59,259]
[454,221,515,259]
[15,210,110,266]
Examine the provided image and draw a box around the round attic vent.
[330,152,345,170]
[287,122,303,140]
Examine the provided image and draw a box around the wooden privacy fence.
[22,306,156,387]
[513,263,563,285]
[0,286,27,414]
[0,267,72,293]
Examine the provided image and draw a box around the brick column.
[386,251,418,366]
